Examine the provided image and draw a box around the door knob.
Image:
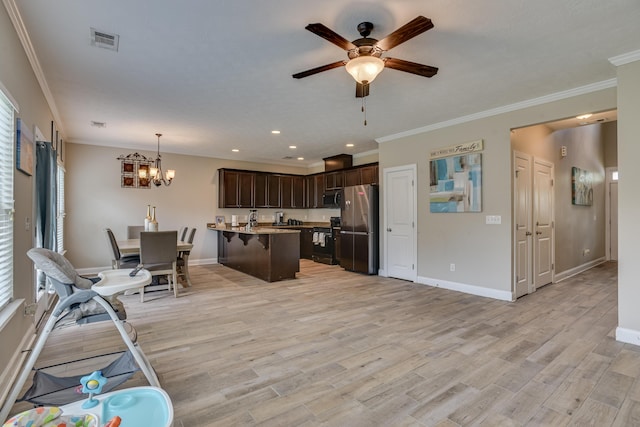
[387,228,392,232]
[536,231,542,235]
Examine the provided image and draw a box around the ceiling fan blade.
[292,60,347,79]
[384,57,438,78]
[376,16,434,51]
[305,23,356,50]
[355,82,370,98]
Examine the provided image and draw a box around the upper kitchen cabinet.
[281,175,305,209]
[324,171,344,191]
[255,173,281,208]
[305,174,324,208]
[359,164,378,185]
[218,169,255,208]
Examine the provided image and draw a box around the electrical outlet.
[450,263,455,272]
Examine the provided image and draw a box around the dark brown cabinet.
[324,171,344,191]
[219,163,377,209]
[280,175,304,208]
[219,169,254,208]
[298,227,314,259]
[255,173,280,208]
[360,164,378,185]
[305,174,324,208]
[344,168,361,187]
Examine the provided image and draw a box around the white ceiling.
[9,1,640,166]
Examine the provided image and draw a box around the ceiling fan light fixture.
[345,56,384,84]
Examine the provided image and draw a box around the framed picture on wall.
[16,118,34,176]
[572,166,593,206]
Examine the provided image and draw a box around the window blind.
[0,90,15,311]
[56,165,65,253]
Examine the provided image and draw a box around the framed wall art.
[117,152,153,189]
[16,118,34,176]
[571,166,593,206]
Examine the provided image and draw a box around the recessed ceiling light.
[346,143,354,147]
[271,130,281,134]
[232,149,239,152]
[576,113,592,120]
[297,157,304,160]
[289,145,297,149]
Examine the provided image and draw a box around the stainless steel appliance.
[322,190,342,208]
[340,184,378,274]
[274,211,284,225]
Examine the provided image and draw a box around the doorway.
[513,151,555,298]
[383,165,417,281]
[606,167,618,261]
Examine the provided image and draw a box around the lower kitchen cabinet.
[299,227,314,259]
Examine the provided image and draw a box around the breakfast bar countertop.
[206,225,300,235]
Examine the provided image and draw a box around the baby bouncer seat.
[0,248,162,423]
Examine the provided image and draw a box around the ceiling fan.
[292,16,438,98]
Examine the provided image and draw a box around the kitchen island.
[208,225,300,282]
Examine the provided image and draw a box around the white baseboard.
[616,327,640,347]
[0,323,36,409]
[76,258,218,276]
[554,257,606,282]
[416,275,513,301]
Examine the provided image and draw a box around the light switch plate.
[485,215,502,225]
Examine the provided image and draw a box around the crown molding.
[376,78,617,144]
[609,50,640,66]
[3,0,64,135]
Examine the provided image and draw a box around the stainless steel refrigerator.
[340,184,378,274]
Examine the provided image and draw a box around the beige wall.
[617,59,640,339]
[0,5,57,390]
[378,88,617,296]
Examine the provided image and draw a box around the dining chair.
[139,230,178,302]
[104,228,140,269]
[177,228,196,287]
[179,226,188,242]
[127,225,146,239]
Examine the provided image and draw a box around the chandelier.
[139,133,175,186]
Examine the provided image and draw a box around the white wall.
[616,58,640,343]
[378,87,617,297]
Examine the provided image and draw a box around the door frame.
[605,167,618,261]
[382,164,417,280]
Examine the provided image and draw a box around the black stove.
[312,217,341,265]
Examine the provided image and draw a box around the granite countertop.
[207,225,300,235]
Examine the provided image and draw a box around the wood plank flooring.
[9,260,640,426]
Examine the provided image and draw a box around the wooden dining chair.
[179,226,188,242]
[104,228,140,269]
[127,225,146,239]
[177,228,196,287]
[139,230,178,302]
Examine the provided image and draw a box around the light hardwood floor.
[9,260,640,426]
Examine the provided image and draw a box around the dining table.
[117,238,194,287]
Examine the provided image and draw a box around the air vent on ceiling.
[90,28,119,51]
[91,121,106,128]
[282,156,293,159]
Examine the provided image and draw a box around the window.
[0,89,15,311]
[56,165,65,253]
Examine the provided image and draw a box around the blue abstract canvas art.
[430,153,482,213]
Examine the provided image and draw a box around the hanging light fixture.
[345,55,385,84]
[139,133,175,186]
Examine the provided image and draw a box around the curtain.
[36,141,57,289]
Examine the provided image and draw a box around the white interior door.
[514,152,532,298]
[533,158,554,288]
[384,165,416,281]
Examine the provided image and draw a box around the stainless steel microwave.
[322,190,342,208]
